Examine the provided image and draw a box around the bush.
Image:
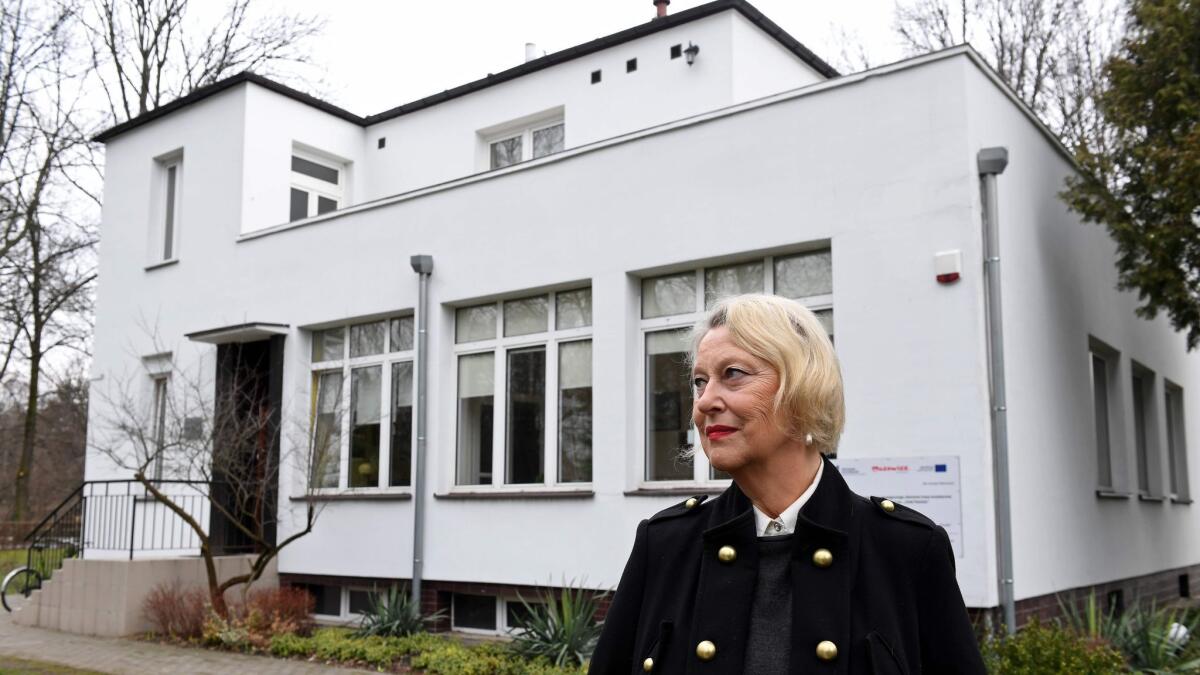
[509,580,607,667]
[142,581,208,639]
[240,586,314,639]
[981,619,1127,674]
[355,585,446,638]
[1058,591,1200,673]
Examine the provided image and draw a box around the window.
[488,120,565,170]
[309,315,415,490]
[450,593,544,634]
[1131,366,1155,496]
[1165,382,1191,501]
[290,152,344,222]
[627,58,638,72]
[640,250,833,483]
[150,376,169,481]
[454,288,592,487]
[1090,344,1118,491]
[152,154,183,262]
[670,44,682,59]
[294,583,341,616]
[591,69,602,84]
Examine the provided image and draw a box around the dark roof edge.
[363,0,838,124]
[92,0,836,143]
[92,73,364,144]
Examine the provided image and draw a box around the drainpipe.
[409,255,434,609]
[978,147,1015,635]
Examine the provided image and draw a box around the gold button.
[685,497,698,509]
[696,640,717,661]
[717,545,737,563]
[816,640,838,661]
[642,657,654,672]
[812,548,833,568]
[880,499,896,512]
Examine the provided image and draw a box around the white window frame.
[290,148,345,222]
[637,251,833,488]
[451,288,592,492]
[448,593,542,635]
[150,152,183,264]
[150,375,169,482]
[1130,362,1163,498]
[481,113,566,171]
[1089,339,1124,495]
[308,315,416,493]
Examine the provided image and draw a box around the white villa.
[46,0,1200,635]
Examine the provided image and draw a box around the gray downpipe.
[978,147,1015,635]
[409,255,434,608]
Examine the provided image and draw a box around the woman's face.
[691,326,794,474]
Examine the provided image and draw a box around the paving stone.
[0,612,376,674]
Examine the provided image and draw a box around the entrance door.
[209,336,284,555]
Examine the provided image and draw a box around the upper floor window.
[454,288,592,487]
[290,152,344,222]
[309,315,415,490]
[489,120,565,170]
[151,152,183,263]
[1089,340,1119,492]
[639,249,833,483]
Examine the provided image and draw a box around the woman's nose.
[695,384,724,412]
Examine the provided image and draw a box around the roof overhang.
[185,322,289,345]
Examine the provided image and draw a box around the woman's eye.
[692,377,707,392]
[724,367,747,379]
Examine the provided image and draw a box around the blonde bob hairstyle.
[689,294,845,455]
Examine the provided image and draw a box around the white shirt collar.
[752,459,825,537]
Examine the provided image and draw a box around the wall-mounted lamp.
[684,42,700,66]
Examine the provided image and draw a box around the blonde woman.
[590,294,983,674]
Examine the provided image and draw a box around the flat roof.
[93,0,837,143]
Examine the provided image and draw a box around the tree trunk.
[12,349,41,522]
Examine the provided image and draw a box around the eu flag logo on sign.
[935,464,947,472]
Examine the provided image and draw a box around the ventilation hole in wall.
[591,70,602,84]
[626,58,637,73]
[670,44,682,59]
[1106,589,1125,616]
[1180,573,1191,598]
[377,137,386,149]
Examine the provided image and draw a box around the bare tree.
[892,0,1124,152]
[93,343,336,615]
[83,0,324,122]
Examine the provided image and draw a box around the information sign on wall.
[832,456,964,558]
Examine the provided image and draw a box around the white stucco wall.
[729,11,824,102]
[963,64,1200,602]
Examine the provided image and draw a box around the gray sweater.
[743,534,794,674]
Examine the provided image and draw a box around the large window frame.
[637,249,833,487]
[1089,339,1124,495]
[290,149,345,223]
[150,152,183,264]
[452,288,593,492]
[484,118,565,171]
[1165,381,1192,503]
[309,315,416,492]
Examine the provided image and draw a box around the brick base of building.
[284,562,1199,633]
[967,562,1200,630]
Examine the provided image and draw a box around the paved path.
[0,613,376,674]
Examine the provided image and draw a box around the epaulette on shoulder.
[869,496,937,530]
[649,494,710,523]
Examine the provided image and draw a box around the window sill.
[625,486,727,497]
[1095,489,1132,500]
[1171,497,1194,505]
[291,491,413,503]
[1137,493,1166,502]
[434,488,593,500]
[144,258,179,272]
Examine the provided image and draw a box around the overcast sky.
[257,0,906,115]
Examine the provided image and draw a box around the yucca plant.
[355,585,445,638]
[1057,591,1200,673]
[509,579,608,667]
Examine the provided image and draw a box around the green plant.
[1058,591,1200,673]
[354,585,446,638]
[981,619,1126,674]
[509,579,607,667]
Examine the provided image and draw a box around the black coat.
[589,457,986,674]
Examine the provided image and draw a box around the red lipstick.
[705,425,738,440]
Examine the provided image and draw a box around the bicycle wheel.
[1,566,42,613]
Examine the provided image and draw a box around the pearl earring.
[804,433,813,445]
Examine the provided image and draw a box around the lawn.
[0,549,26,580]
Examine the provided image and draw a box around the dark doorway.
[209,336,284,555]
